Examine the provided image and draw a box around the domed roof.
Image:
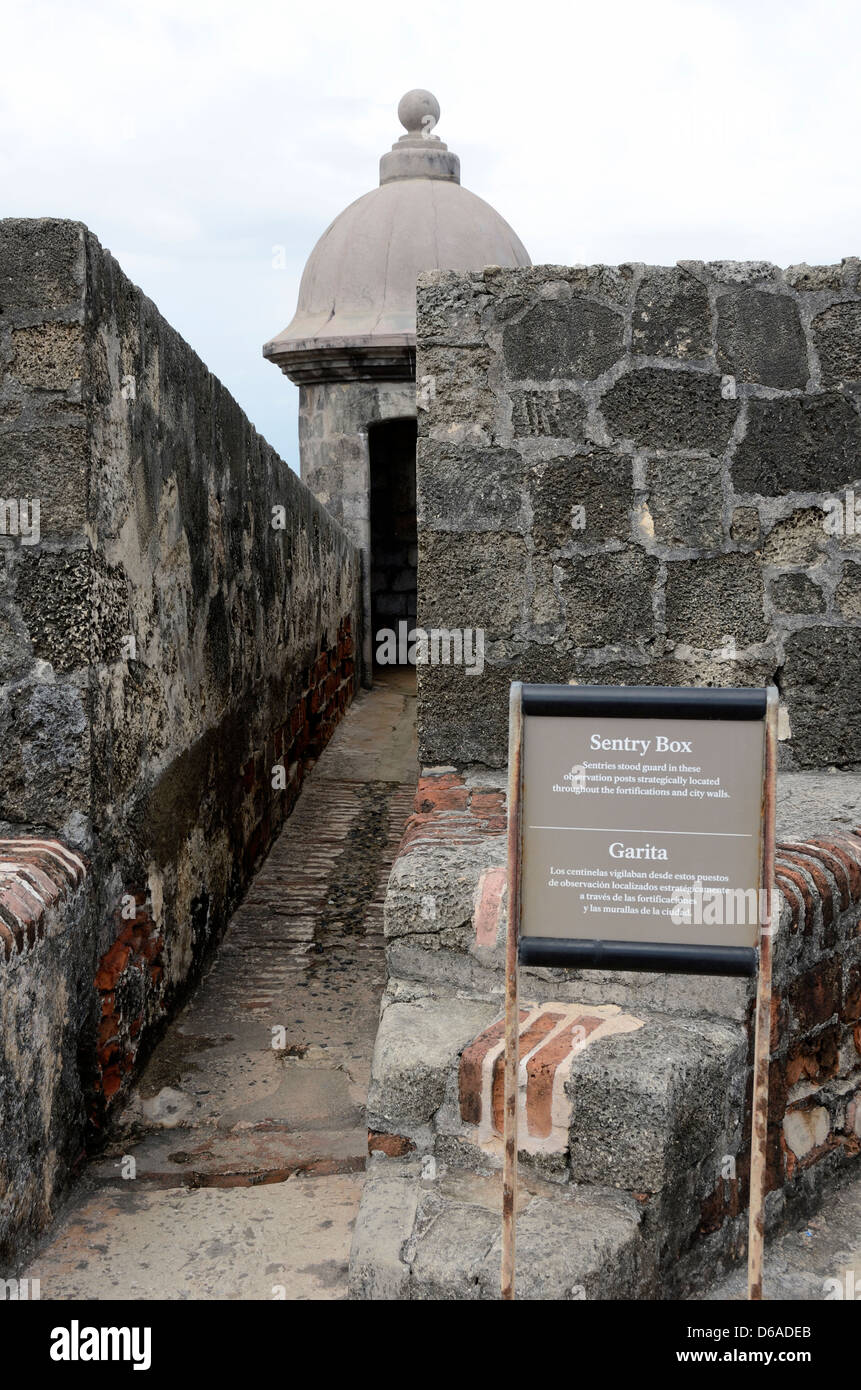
[263,89,531,384]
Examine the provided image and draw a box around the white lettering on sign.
[609,842,668,860]
[590,733,693,754]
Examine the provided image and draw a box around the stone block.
[0,219,85,311]
[11,323,85,390]
[770,573,825,615]
[601,368,738,452]
[782,627,861,767]
[384,831,503,954]
[416,271,487,345]
[664,553,767,648]
[732,395,861,495]
[503,297,625,381]
[782,1104,830,1160]
[633,267,712,359]
[730,506,761,545]
[566,1013,743,1192]
[645,455,724,548]
[348,1165,420,1300]
[0,425,89,537]
[528,449,632,547]
[835,562,861,618]
[716,289,808,388]
[761,509,830,566]
[417,659,515,769]
[15,547,94,671]
[418,530,528,632]
[366,996,498,1133]
[812,301,861,387]
[784,264,844,292]
[557,549,658,645]
[0,678,89,833]
[409,1179,648,1300]
[420,344,495,439]
[409,1191,500,1299]
[416,441,525,532]
[510,387,586,440]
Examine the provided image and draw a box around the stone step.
[368,992,744,1185]
[361,990,747,1290]
[349,1160,654,1300]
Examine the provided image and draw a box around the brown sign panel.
[518,692,768,952]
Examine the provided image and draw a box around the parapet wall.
[0,219,361,1260]
[415,259,861,769]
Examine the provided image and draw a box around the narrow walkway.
[22,671,417,1300]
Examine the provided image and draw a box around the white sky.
[2,0,859,469]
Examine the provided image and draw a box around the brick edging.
[775,831,861,934]
[0,838,87,961]
[400,770,506,850]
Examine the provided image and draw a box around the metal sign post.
[747,688,778,1300]
[501,682,524,1303]
[501,682,778,1302]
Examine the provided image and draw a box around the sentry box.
[501,683,778,1301]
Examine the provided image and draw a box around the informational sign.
[501,682,778,1303]
[520,690,768,963]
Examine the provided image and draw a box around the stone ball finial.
[397,89,440,136]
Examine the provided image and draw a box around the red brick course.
[401,771,507,850]
[459,1004,622,1146]
[525,1015,604,1138]
[91,892,166,1125]
[367,1130,416,1157]
[243,615,357,878]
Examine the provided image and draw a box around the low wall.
[372,769,861,1290]
[0,840,93,1263]
[0,219,360,1260]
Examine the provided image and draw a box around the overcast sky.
[3,0,859,469]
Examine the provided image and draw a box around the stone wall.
[0,219,360,1257]
[349,259,861,1297]
[415,260,861,769]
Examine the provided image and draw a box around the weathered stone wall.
[415,260,861,769]
[0,219,361,1256]
[349,260,861,1297]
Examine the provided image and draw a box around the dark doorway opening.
[369,417,417,669]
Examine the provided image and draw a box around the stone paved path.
[21,670,416,1300]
